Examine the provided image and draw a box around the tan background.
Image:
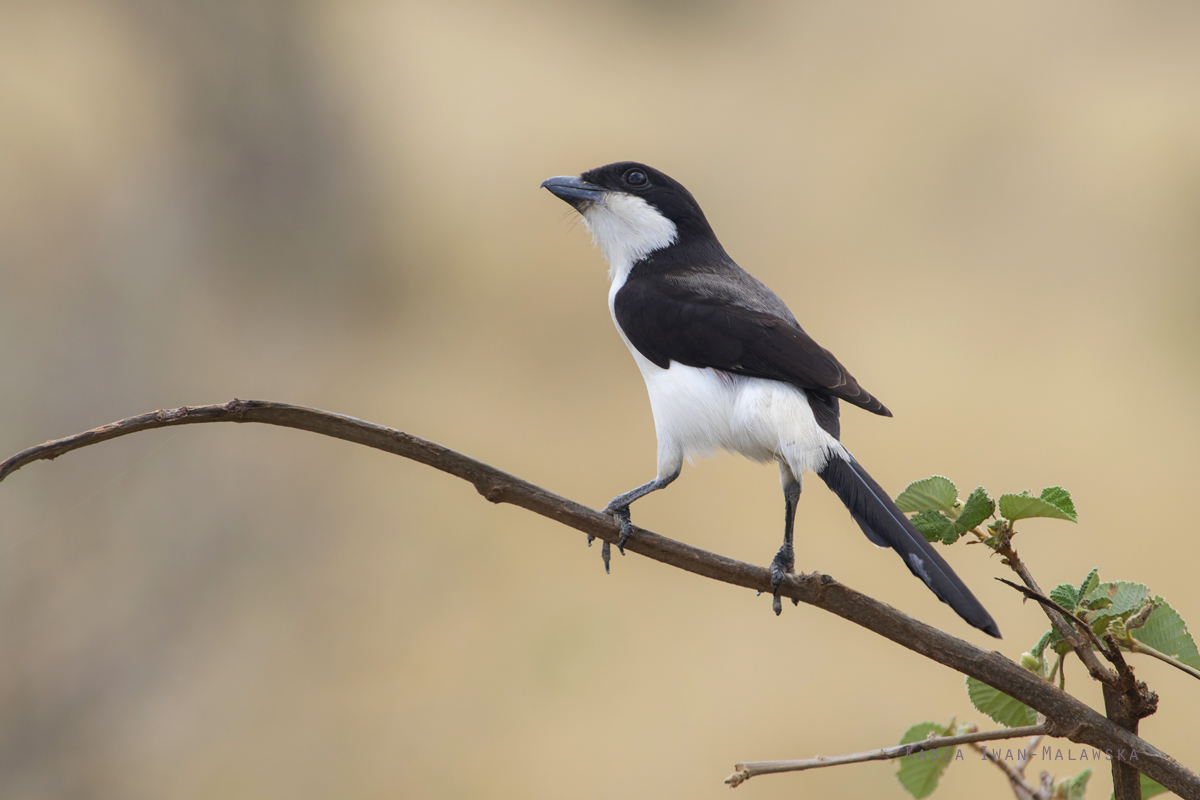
[1,1,1198,797]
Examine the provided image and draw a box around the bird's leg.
[769,465,802,615]
[599,469,679,572]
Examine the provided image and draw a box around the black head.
[577,162,716,241]
[542,162,717,241]
[542,162,727,269]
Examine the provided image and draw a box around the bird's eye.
[624,169,648,187]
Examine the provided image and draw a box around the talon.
[768,544,795,614]
[587,534,595,546]
[604,505,634,557]
[617,521,633,554]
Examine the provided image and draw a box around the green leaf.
[1109,774,1169,800]
[1086,582,1151,618]
[1131,599,1200,670]
[896,722,954,799]
[1086,582,1152,639]
[965,676,1038,727]
[956,487,995,531]
[1050,583,1080,611]
[1032,629,1061,659]
[1040,486,1077,520]
[1078,568,1100,600]
[1055,768,1092,800]
[896,476,959,514]
[911,510,959,544]
[907,487,993,545]
[999,490,1077,523]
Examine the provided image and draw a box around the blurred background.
[1,0,1198,797]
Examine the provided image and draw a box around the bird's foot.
[598,503,635,574]
[768,544,797,616]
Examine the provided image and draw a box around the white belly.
[634,350,840,474]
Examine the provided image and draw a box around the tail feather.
[818,453,1001,638]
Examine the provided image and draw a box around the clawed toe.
[604,505,635,554]
[768,545,796,616]
[596,505,635,573]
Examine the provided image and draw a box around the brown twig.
[3,400,1199,799]
[1016,733,1045,778]
[995,579,1115,660]
[969,739,1043,800]
[726,724,1048,787]
[991,532,1117,685]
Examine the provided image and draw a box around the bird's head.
[542,162,717,272]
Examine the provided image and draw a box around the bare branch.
[3,400,1200,799]
[1016,733,1045,778]
[968,739,1043,800]
[725,724,1047,788]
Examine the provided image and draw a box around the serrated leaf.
[1039,486,1077,521]
[999,491,1077,523]
[1131,599,1200,670]
[1087,582,1152,640]
[896,476,959,514]
[957,487,995,531]
[1050,583,1080,611]
[1032,629,1061,659]
[965,676,1038,727]
[911,510,958,544]
[897,722,954,799]
[1087,582,1151,618]
[1078,568,1099,600]
[907,489,993,545]
[1109,774,1169,800]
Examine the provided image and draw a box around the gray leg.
[769,462,802,615]
[598,468,680,573]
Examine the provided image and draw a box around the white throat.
[580,193,677,285]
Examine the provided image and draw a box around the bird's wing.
[614,272,891,417]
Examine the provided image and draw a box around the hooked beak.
[541,175,605,209]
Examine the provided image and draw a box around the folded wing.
[614,271,891,418]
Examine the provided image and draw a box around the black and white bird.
[542,162,1000,638]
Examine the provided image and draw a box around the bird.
[541,161,1000,638]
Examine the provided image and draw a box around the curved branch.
[3,399,1199,799]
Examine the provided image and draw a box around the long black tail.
[818,452,1001,638]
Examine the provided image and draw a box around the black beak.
[541,175,605,208]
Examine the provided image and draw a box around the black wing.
[614,272,892,422]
